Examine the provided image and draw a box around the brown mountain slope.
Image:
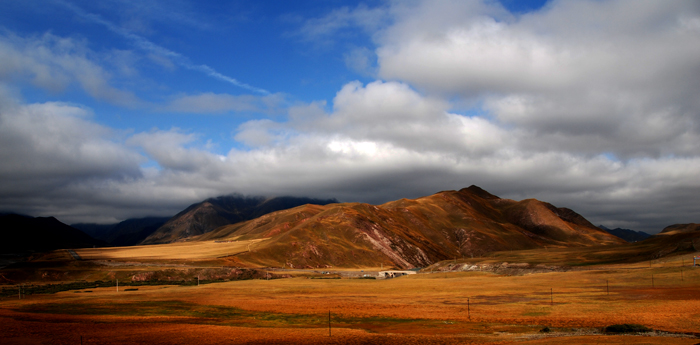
[199,186,624,269]
[658,223,700,235]
[141,195,337,245]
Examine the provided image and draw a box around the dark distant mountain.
[140,195,338,245]
[599,225,651,243]
[73,217,171,247]
[71,223,116,239]
[104,217,171,246]
[0,214,105,254]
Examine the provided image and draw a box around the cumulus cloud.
[236,80,509,155]
[0,31,141,106]
[0,88,142,180]
[377,0,700,159]
[0,86,145,219]
[127,129,224,174]
[0,86,234,223]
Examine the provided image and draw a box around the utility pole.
[467,298,470,321]
[116,279,119,292]
[550,288,553,305]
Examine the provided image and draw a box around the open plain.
[1,251,699,344]
[75,238,269,261]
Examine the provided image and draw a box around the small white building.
[378,270,417,279]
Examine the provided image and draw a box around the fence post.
[468,298,470,320]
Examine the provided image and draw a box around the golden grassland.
[74,238,268,261]
[2,254,699,344]
[431,240,699,270]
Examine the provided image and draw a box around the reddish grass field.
[2,260,699,344]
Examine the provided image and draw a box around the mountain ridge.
[141,195,338,244]
[198,186,624,269]
[598,225,652,242]
[658,223,700,236]
[0,214,105,254]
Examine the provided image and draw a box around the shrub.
[604,324,652,333]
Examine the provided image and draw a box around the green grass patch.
[522,307,551,317]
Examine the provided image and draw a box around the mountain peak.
[140,195,338,244]
[200,187,623,269]
[460,185,500,200]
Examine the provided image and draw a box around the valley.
[1,252,699,344]
[1,187,699,344]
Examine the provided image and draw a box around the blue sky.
[0,0,699,233]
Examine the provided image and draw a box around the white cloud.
[298,3,390,44]
[0,86,145,218]
[165,92,286,114]
[343,47,376,76]
[235,80,509,155]
[127,129,223,174]
[0,31,141,106]
[376,0,700,160]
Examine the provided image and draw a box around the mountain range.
[0,214,105,254]
[2,186,698,270]
[69,196,339,246]
[73,217,171,247]
[598,226,652,243]
[196,186,625,269]
[140,195,338,244]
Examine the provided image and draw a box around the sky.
[0,0,699,233]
